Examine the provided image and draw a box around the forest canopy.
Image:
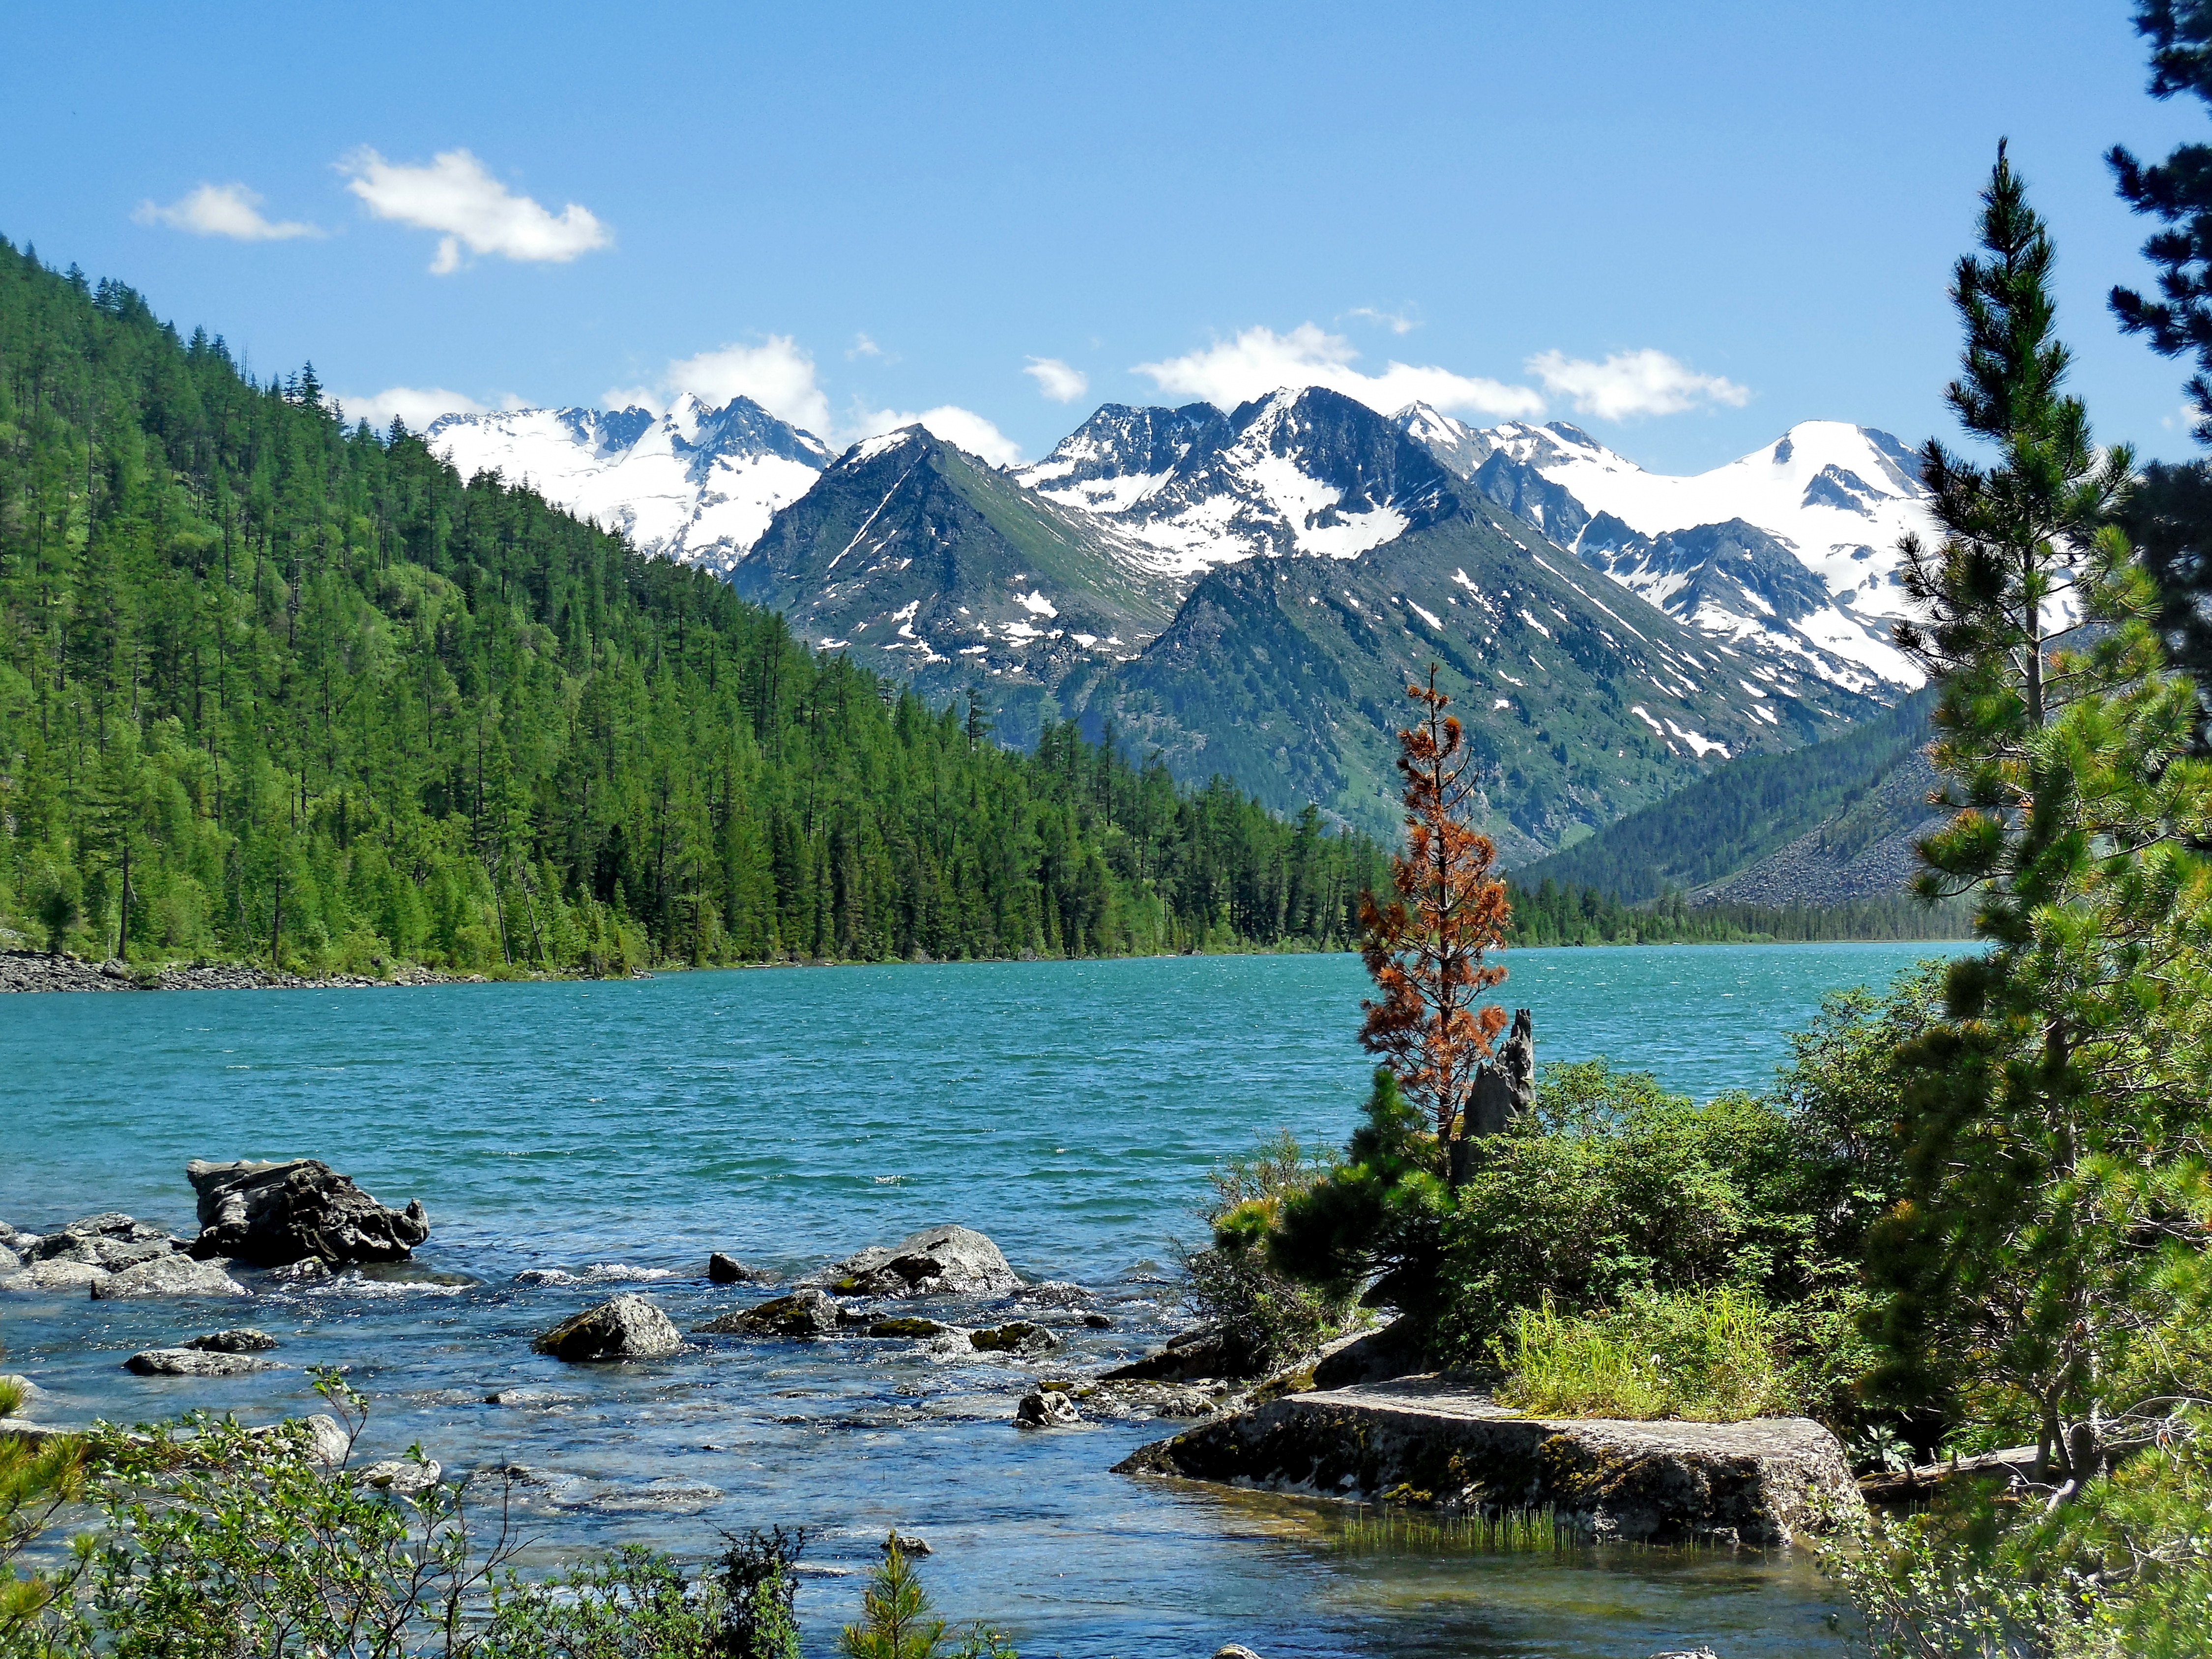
[0,240,1383,975]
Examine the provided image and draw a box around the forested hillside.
[0,241,1382,974]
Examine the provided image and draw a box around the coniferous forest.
[0,241,1384,975]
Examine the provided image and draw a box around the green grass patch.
[1494,1287,1798,1422]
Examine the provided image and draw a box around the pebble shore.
[0,950,477,994]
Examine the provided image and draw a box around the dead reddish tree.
[1357,666,1512,1176]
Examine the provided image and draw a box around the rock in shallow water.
[532,1294,683,1362]
[361,1457,442,1495]
[693,1288,843,1339]
[124,1347,286,1377]
[186,1158,429,1267]
[187,1328,279,1353]
[1015,1389,1081,1429]
[826,1225,1020,1298]
[12,1260,108,1293]
[969,1322,1060,1356]
[91,1255,248,1300]
[706,1252,751,1283]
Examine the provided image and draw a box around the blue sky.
[3,1,2206,474]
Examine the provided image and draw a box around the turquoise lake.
[0,942,1959,1657]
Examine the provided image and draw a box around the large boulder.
[532,1294,683,1362]
[825,1225,1020,1298]
[186,1159,429,1267]
[91,1255,248,1300]
[693,1288,844,1339]
[10,1260,108,1293]
[26,1214,184,1272]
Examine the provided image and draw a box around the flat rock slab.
[1112,1375,1862,1547]
[91,1255,248,1299]
[124,1348,287,1378]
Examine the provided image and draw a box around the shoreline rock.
[1113,1375,1863,1547]
[92,1255,249,1300]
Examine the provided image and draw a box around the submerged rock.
[1214,1647,1265,1659]
[867,1317,948,1339]
[969,1322,1060,1356]
[694,1288,843,1339]
[881,1531,932,1556]
[532,1294,683,1362]
[1015,1389,1081,1429]
[826,1225,1020,1298]
[706,1253,752,1284]
[91,1255,248,1300]
[186,1158,430,1267]
[124,1347,285,1377]
[187,1328,279,1353]
[12,1260,108,1293]
[1115,1376,1863,1547]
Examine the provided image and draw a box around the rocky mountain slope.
[1090,497,1877,858]
[1397,410,1930,693]
[424,393,830,573]
[1512,688,1939,901]
[733,427,1178,739]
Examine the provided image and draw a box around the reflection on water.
[0,948,1928,1655]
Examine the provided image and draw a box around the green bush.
[1495,1287,1798,1422]
[1183,1131,1356,1375]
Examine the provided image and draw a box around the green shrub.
[1184,1130,1356,1375]
[1495,1287,1798,1422]
[1,1425,87,1659]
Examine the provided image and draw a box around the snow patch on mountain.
[424,393,831,574]
[1019,386,1455,577]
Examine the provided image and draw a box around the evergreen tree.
[1869,145,2212,1497]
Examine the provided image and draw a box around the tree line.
[0,240,1383,975]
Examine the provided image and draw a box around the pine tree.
[1355,664,1513,1165]
[1870,145,2212,1498]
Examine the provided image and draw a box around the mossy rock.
[868,1318,947,1339]
[969,1321,1059,1354]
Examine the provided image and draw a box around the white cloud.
[1526,348,1750,421]
[848,333,883,359]
[601,384,662,414]
[335,386,489,430]
[1134,323,1543,419]
[133,183,321,241]
[849,404,1025,467]
[1349,306,1418,334]
[338,148,610,274]
[1023,356,1088,403]
[663,336,832,436]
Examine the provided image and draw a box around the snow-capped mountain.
[1017,386,1459,574]
[1398,409,1933,689]
[423,394,831,574]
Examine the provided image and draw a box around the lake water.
[1,943,1955,1658]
